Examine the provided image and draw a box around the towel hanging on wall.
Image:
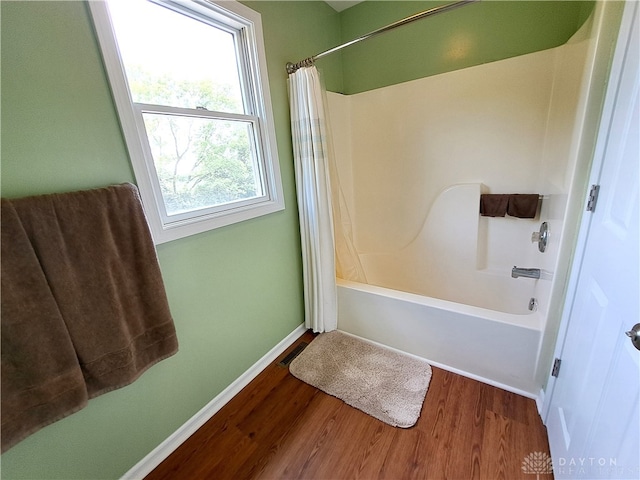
[479,194,509,217]
[506,194,540,218]
[1,183,178,452]
[1,200,90,452]
[479,193,540,219]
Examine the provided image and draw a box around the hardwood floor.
[147,331,553,479]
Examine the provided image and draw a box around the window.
[90,0,284,243]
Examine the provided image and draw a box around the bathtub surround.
[1,184,178,452]
[328,4,611,397]
[329,44,565,255]
[289,331,433,428]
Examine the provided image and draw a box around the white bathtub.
[337,278,542,396]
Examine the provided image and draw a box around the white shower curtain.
[288,65,365,333]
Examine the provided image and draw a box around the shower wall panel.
[332,48,557,257]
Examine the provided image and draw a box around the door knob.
[625,323,640,351]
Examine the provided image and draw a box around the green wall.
[1,1,592,478]
[0,1,340,479]
[335,0,595,93]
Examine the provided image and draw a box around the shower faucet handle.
[531,221,549,253]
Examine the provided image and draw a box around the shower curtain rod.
[286,0,479,74]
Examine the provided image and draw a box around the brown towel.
[479,194,509,217]
[480,193,540,218]
[1,200,89,452]
[507,194,540,218]
[1,183,178,452]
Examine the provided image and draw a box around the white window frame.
[89,0,284,243]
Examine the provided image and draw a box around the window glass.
[141,113,263,216]
[107,0,244,113]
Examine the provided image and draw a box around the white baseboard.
[121,323,307,480]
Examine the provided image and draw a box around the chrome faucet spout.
[511,266,541,279]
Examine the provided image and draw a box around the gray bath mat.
[289,330,432,428]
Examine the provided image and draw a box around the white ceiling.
[324,0,364,12]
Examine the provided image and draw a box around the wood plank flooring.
[147,331,553,479]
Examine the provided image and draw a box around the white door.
[545,2,639,479]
